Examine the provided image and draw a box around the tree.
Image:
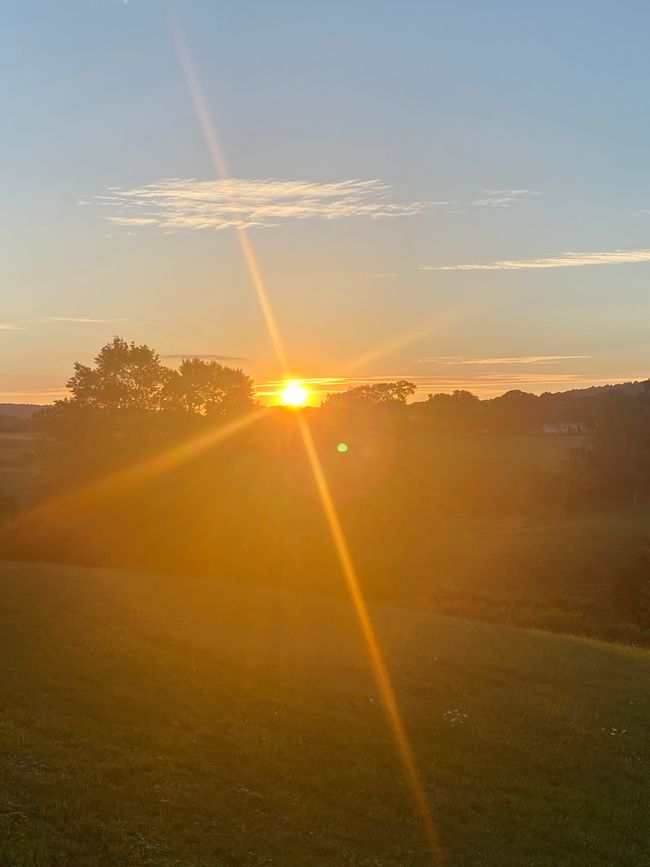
[163,358,255,416]
[485,389,540,433]
[66,337,170,412]
[421,389,481,432]
[37,338,258,458]
[426,389,479,404]
[323,380,416,408]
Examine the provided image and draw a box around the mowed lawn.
[0,561,648,866]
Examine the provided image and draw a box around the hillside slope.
[0,560,648,866]
[0,404,41,419]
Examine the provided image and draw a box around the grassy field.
[0,559,648,866]
[0,431,583,508]
[0,433,41,506]
[347,499,650,641]
[2,427,648,640]
[442,432,587,472]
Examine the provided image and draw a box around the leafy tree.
[66,337,170,412]
[420,389,481,432]
[323,380,416,408]
[485,389,540,434]
[37,339,257,468]
[427,389,478,404]
[163,358,255,416]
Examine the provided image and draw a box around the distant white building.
[542,421,586,435]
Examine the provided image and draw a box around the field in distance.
[0,560,647,866]
[0,432,41,506]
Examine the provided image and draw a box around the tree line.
[44,336,255,417]
[1,336,650,639]
[2,337,650,592]
[15,336,650,515]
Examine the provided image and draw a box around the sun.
[280,380,309,407]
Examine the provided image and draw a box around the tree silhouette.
[66,337,170,412]
[163,358,255,416]
[37,338,257,457]
[323,380,416,408]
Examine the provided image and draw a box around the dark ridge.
[0,404,43,419]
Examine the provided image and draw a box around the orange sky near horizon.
[4,2,650,409]
[2,369,648,408]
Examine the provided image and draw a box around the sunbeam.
[296,413,444,860]
[168,10,289,375]
[12,407,267,528]
[337,308,470,376]
[167,6,443,860]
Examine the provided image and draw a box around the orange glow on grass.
[296,414,444,862]
[168,12,444,860]
[13,408,267,527]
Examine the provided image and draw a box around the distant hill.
[0,404,43,419]
[559,379,650,399]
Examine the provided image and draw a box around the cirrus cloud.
[420,248,650,271]
[470,189,541,208]
[93,177,446,231]
[161,353,248,362]
[414,355,590,366]
[39,316,133,324]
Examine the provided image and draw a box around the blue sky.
[4,0,650,402]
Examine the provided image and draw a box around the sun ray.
[13,407,267,527]
[296,413,444,859]
[167,8,444,860]
[168,11,289,374]
[337,308,470,376]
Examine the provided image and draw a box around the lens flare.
[166,10,443,860]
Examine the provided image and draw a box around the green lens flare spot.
[337,442,349,453]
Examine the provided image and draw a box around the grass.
[358,501,650,639]
[0,559,648,866]
[441,432,587,471]
[0,433,41,506]
[0,432,581,508]
[1,427,646,639]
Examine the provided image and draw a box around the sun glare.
[280,380,309,407]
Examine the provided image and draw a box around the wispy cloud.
[82,0,139,8]
[39,317,133,324]
[420,248,650,271]
[161,353,248,362]
[368,272,401,278]
[93,178,446,231]
[414,355,590,366]
[0,324,23,331]
[470,189,541,208]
